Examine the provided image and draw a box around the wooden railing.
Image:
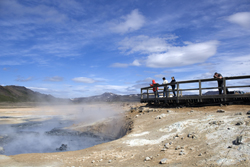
[141,75,250,102]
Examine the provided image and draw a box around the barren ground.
[0,103,250,167]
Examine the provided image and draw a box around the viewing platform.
[140,75,250,106]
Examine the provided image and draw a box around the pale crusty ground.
[0,103,250,167]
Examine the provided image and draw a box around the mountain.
[0,86,141,103]
[0,85,63,102]
[72,92,141,103]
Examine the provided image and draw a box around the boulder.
[217,109,225,113]
[160,158,168,164]
[235,121,244,126]
[234,135,243,145]
[56,144,67,151]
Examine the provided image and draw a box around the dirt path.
[0,103,250,166]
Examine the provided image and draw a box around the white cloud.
[110,9,145,34]
[16,76,34,82]
[227,12,250,29]
[45,76,64,82]
[110,60,141,68]
[146,40,219,68]
[131,60,141,66]
[110,63,129,68]
[72,77,96,83]
[119,35,170,54]
[28,87,50,92]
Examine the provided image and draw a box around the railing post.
[177,83,179,103]
[141,88,143,99]
[199,80,202,102]
[223,77,226,101]
[147,88,149,99]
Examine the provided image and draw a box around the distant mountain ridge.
[0,85,60,102]
[0,86,141,103]
[72,92,141,103]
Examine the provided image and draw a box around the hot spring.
[0,104,127,155]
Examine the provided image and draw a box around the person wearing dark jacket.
[170,76,176,97]
[213,72,229,94]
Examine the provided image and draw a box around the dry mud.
[0,103,250,167]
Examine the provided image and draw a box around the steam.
[0,103,125,155]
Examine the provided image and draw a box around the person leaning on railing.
[150,80,159,98]
[170,76,176,97]
[213,72,229,94]
[162,77,169,97]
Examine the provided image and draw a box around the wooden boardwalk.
[140,75,250,106]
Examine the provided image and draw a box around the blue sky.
[1,0,250,98]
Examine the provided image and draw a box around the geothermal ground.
[0,103,250,167]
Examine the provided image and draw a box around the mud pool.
[0,117,112,155]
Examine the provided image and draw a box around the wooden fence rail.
[140,75,250,105]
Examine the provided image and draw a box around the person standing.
[213,72,228,94]
[162,77,169,97]
[170,76,176,97]
[150,80,159,98]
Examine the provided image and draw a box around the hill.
[0,85,61,102]
[72,92,141,103]
[0,86,140,103]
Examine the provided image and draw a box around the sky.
[1,0,250,98]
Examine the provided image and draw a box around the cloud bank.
[119,35,219,68]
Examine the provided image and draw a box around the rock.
[235,121,244,125]
[198,153,202,156]
[56,144,67,151]
[187,132,197,138]
[161,147,167,151]
[145,157,151,161]
[130,107,136,113]
[160,158,168,164]
[155,114,167,119]
[108,160,112,163]
[209,120,224,125]
[175,146,181,150]
[246,121,250,126]
[167,110,171,113]
[91,160,95,163]
[192,134,198,139]
[149,109,153,112]
[164,143,169,147]
[247,110,250,115]
[234,135,243,145]
[235,112,242,115]
[190,110,194,113]
[217,109,225,113]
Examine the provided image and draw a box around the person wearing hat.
[162,77,169,97]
